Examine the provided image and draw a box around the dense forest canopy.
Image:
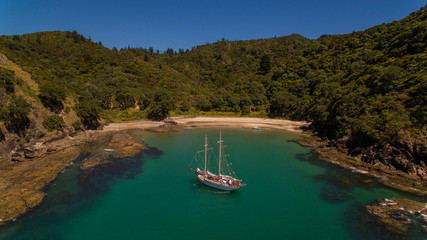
[0,6,426,154]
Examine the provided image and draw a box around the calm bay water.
[0,129,424,239]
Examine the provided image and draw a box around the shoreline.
[103,117,426,195]
[102,117,309,133]
[39,116,427,197]
[0,116,425,226]
[297,132,427,196]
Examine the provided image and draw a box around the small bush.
[0,95,31,135]
[241,106,251,115]
[43,115,64,131]
[72,120,82,131]
[0,67,16,93]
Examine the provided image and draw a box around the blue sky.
[0,0,425,51]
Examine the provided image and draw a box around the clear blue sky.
[0,0,425,51]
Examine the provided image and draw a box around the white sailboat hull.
[197,174,241,191]
[190,131,246,191]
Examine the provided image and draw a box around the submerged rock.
[78,155,143,195]
[319,187,354,203]
[359,179,374,184]
[106,133,146,158]
[80,157,102,171]
[314,173,354,189]
[366,198,427,235]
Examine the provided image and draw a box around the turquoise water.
[0,129,425,239]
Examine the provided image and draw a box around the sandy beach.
[103,117,309,133]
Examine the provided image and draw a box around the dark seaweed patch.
[78,154,143,196]
[294,149,331,169]
[49,191,72,205]
[319,186,354,203]
[144,146,163,158]
[314,173,354,189]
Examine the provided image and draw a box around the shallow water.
[0,129,425,239]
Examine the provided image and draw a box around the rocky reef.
[296,131,427,195]
[0,144,81,224]
[78,133,146,173]
[0,131,146,225]
[366,198,427,237]
[105,133,146,158]
[80,157,102,171]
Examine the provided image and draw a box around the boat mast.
[204,134,207,173]
[218,130,222,176]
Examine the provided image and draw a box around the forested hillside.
[154,7,426,145]
[0,6,426,173]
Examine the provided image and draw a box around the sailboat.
[189,131,246,191]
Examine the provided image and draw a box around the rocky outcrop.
[361,139,427,176]
[366,198,427,235]
[358,133,427,192]
[297,131,427,195]
[79,157,102,171]
[106,133,146,158]
[148,120,184,133]
[0,144,81,224]
[23,142,46,158]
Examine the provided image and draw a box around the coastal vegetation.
[0,7,426,174]
[42,115,64,131]
[38,83,66,113]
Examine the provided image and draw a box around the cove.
[0,128,424,240]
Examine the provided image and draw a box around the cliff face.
[361,135,427,176]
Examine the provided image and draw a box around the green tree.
[406,81,427,127]
[259,54,271,75]
[36,33,41,44]
[38,83,66,113]
[76,90,100,129]
[116,88,137,110]
[146,90,175,120]
[0,95,31,135]
[166,48,174,56]
[268,91,298,117]
[0,67,16,93]
[43,115,65,131]
[72,120,83,131]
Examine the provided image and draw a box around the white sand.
[103,117,309,133]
